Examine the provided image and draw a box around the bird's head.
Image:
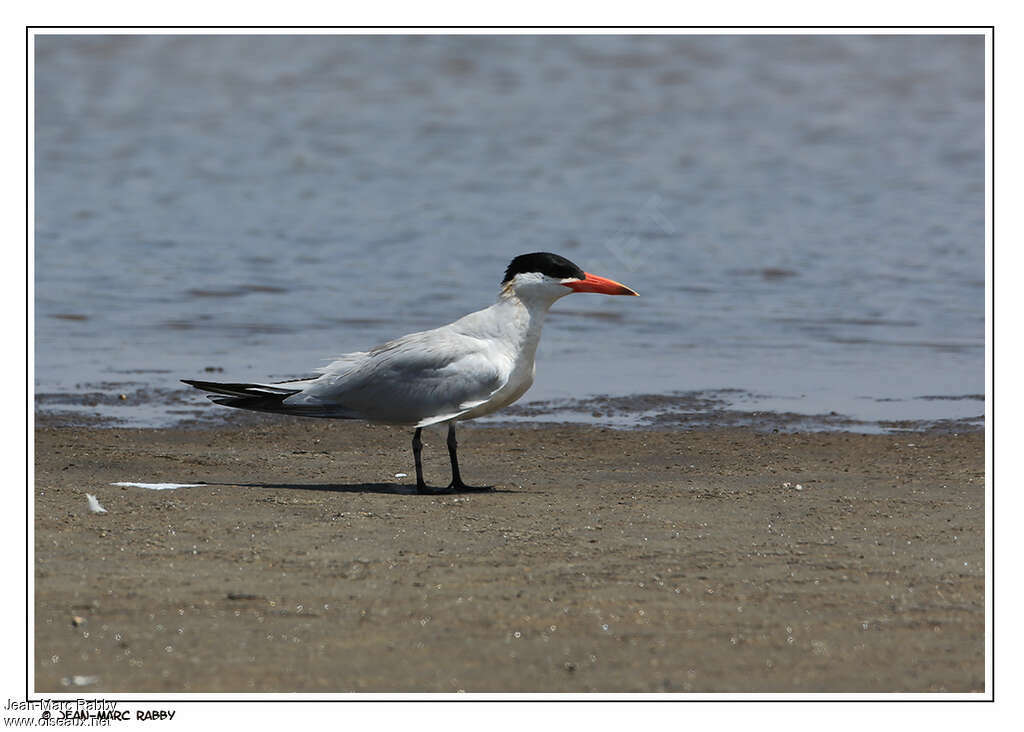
[501,252,638,304]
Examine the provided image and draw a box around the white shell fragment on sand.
[394,473,408,478]
[61,675,99,687]
[85,494,107,513]
[110,482,205,491]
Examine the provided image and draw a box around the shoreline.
[34,420,985,692]
[33,385,986,433]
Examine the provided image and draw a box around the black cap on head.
[502,252,586,285]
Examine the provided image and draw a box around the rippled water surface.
[34,34,985,429]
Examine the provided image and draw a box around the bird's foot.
[416,483,455,495]
[447,481,493,493]
[414,482,492,495]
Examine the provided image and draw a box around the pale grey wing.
[287,331,509,426]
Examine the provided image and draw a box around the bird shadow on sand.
[203,481,517,495]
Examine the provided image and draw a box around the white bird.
[183,252,638,493]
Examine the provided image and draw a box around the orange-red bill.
[563,272,639,296]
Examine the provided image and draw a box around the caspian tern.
[183,252,637,493]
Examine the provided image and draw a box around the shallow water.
[34,34,985,430]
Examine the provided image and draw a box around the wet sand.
[33,420,985,693]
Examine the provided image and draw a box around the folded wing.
[284,328,510,426]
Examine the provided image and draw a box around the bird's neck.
[492,284,560,353]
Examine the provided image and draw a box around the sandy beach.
[33,420,985,693]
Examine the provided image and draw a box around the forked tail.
[181,378,357,419]
[181,379,302,413]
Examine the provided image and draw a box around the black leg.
[412,428,429,493]
[446,422,464,487]
[445,422,492,492]
[413,427,451,494]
